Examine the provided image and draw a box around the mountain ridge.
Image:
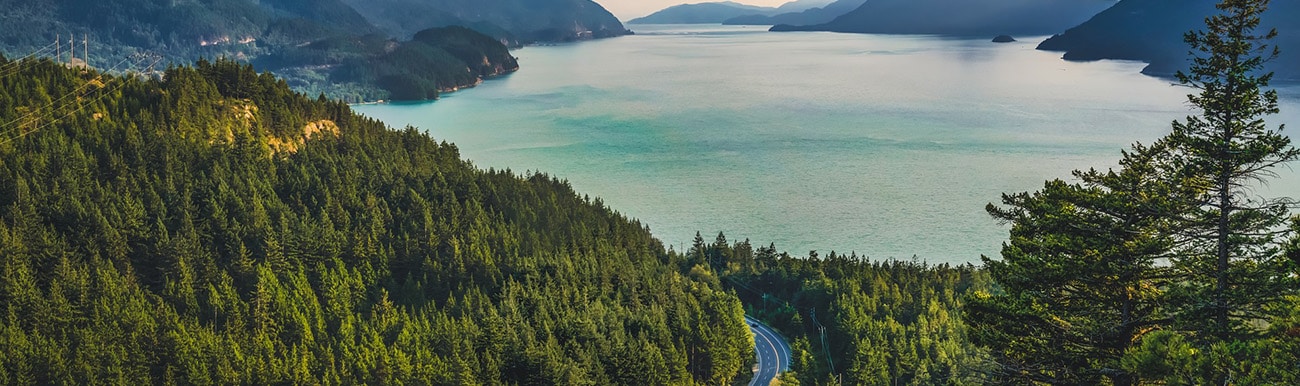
[723,0,866,27]
[629,2,784,24]
[771,0,1115,36]
[629,0,834,25]
[1037,0,1300,79]
[341,0,630,42]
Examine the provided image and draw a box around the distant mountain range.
[772,0,1115,36]
[1037,0,1300,79]
[0,0,629,101]
[771,0,839,13]
[723,0,866,27]
[629,0,833,24]
[629,2,780,25]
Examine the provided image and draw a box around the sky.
[597,0,791,20]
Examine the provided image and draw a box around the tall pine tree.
[1165,0,1299,342]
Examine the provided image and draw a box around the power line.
[0,54,140,131]
[0,55,157,145]
[810,307,836,377]
[0,57,157,146]
[0,42,60,77]
[0,41,58,65]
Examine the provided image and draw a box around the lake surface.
[354,24,1300,265]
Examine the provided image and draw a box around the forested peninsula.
[260,26,520,102]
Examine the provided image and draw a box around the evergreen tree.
[1165,0,1299,342]
[969,143,1182,385]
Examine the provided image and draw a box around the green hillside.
[0,58,750,384]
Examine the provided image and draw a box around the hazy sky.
[598,0,791,20]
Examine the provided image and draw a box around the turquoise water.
[354,24,1300,265]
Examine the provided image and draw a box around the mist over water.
[355,25,1300,265]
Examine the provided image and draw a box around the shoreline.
[346,68,516,106]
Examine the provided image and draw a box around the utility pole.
[83,34,88,68]
[56,33,60,64]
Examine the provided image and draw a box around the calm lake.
[354,24,1300,265]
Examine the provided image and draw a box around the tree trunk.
[1216,169,1230,339]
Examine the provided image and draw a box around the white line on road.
[747,316,786,386]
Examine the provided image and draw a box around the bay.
[354,24,1300,265]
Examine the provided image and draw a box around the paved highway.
[746,316,791,386]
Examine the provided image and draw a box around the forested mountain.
[0,0,628,101]
[340,0,631,42]
[771,0,1115,36]
[628,2,783,25]
[0,58,752,384]
[1037,0,1300,79]
[723,0,866,27]
[0,0,374,62]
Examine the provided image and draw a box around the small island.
[992,35,1016,43]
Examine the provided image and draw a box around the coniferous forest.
[0,58,751,384]
[0,0,1298,385]
[698,234,996,385]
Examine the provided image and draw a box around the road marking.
[747,317,784,386]
[759,325,781,375]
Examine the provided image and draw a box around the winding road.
[746,316,791,386]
